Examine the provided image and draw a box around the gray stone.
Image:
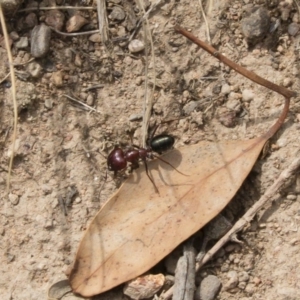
[31,24,51,58]
[239,271,250,282]
[15,37,28,49]
[2,0,22,15]
[128,39,145,53]
[196,275,221,300]
[224,270,239,290]
[129,114,143,121]
[288,23,300,36]
[45,10,65,31]
[241,7,270,45]
[110,6,125,21]
[44,98,53,109]
[183,101,199,114]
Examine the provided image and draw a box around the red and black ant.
[107,133,186,193]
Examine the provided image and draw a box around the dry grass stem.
[50,26,99,36]
[135,0,157,147]
[198,0,211,43]
[0,4,18,192]
[96,0,109,48]
[0,72,10,84]
[197,154,300,269]
[17,6,96,13]
[63,94,101,113]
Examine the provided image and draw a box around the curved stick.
[174,26,296,140]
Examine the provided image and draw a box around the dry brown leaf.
[69,137,267,297]
[68,26,296,297]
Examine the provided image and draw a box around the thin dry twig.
[63,94,101,113]
[17,5,96,13]
[96,0,109,48]
[129,0,164,42]
[0,72,10,84]
[50,26,99,37]
[0,4,18,192]
[173,243,196,300]
[198,154,300,269]
[198,0,211,43]
[135,0,157,147]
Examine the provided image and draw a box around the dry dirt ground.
[1,0,300,299]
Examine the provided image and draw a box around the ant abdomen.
[107,147,127,171]
[150,134,175,154]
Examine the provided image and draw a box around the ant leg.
[152,154,189,176]
[143,160,159,194]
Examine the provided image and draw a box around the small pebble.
[224,270,239,290]
[292,12,299,23]
[212,83,222,94]
[129,114,143,121]
[242,89,254,102]
[183,101,199,114]
[74,54,82,67]
[220,263,230,272]
[89,33,101,43]
[15,37,28,49]
[191,111,203,125]
[218,108,236,128]
[66,15,88,33]
[286,194,297,200]
[239,271,250,282]
[277,45,284,53]
[252,277,261,286]
[2,0,22,15]
[283,77,292,87]
[9,193,19,205]
[52,71,63,87]
[123,274,165,300]
[80,92,88,100]
[241,7,270,45]
[24,12,38,28]
[243,254,255,271]
[289,238,299,245]
[288,23,300,36]
[221,83,231,95]
[44,219,53,229]
[86,94,94,106]
[128,39,145,53]
[109,6,125,21]
[45,10,65,31]
[27,61,43,78]
[31,24,51,58]
[226,99,241,112]
[44,98,53,109]
[196,275,221,300]
[9,31,19,41]
[238,282,247,289]
[41,184,52,195]
[74,197,82,204]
